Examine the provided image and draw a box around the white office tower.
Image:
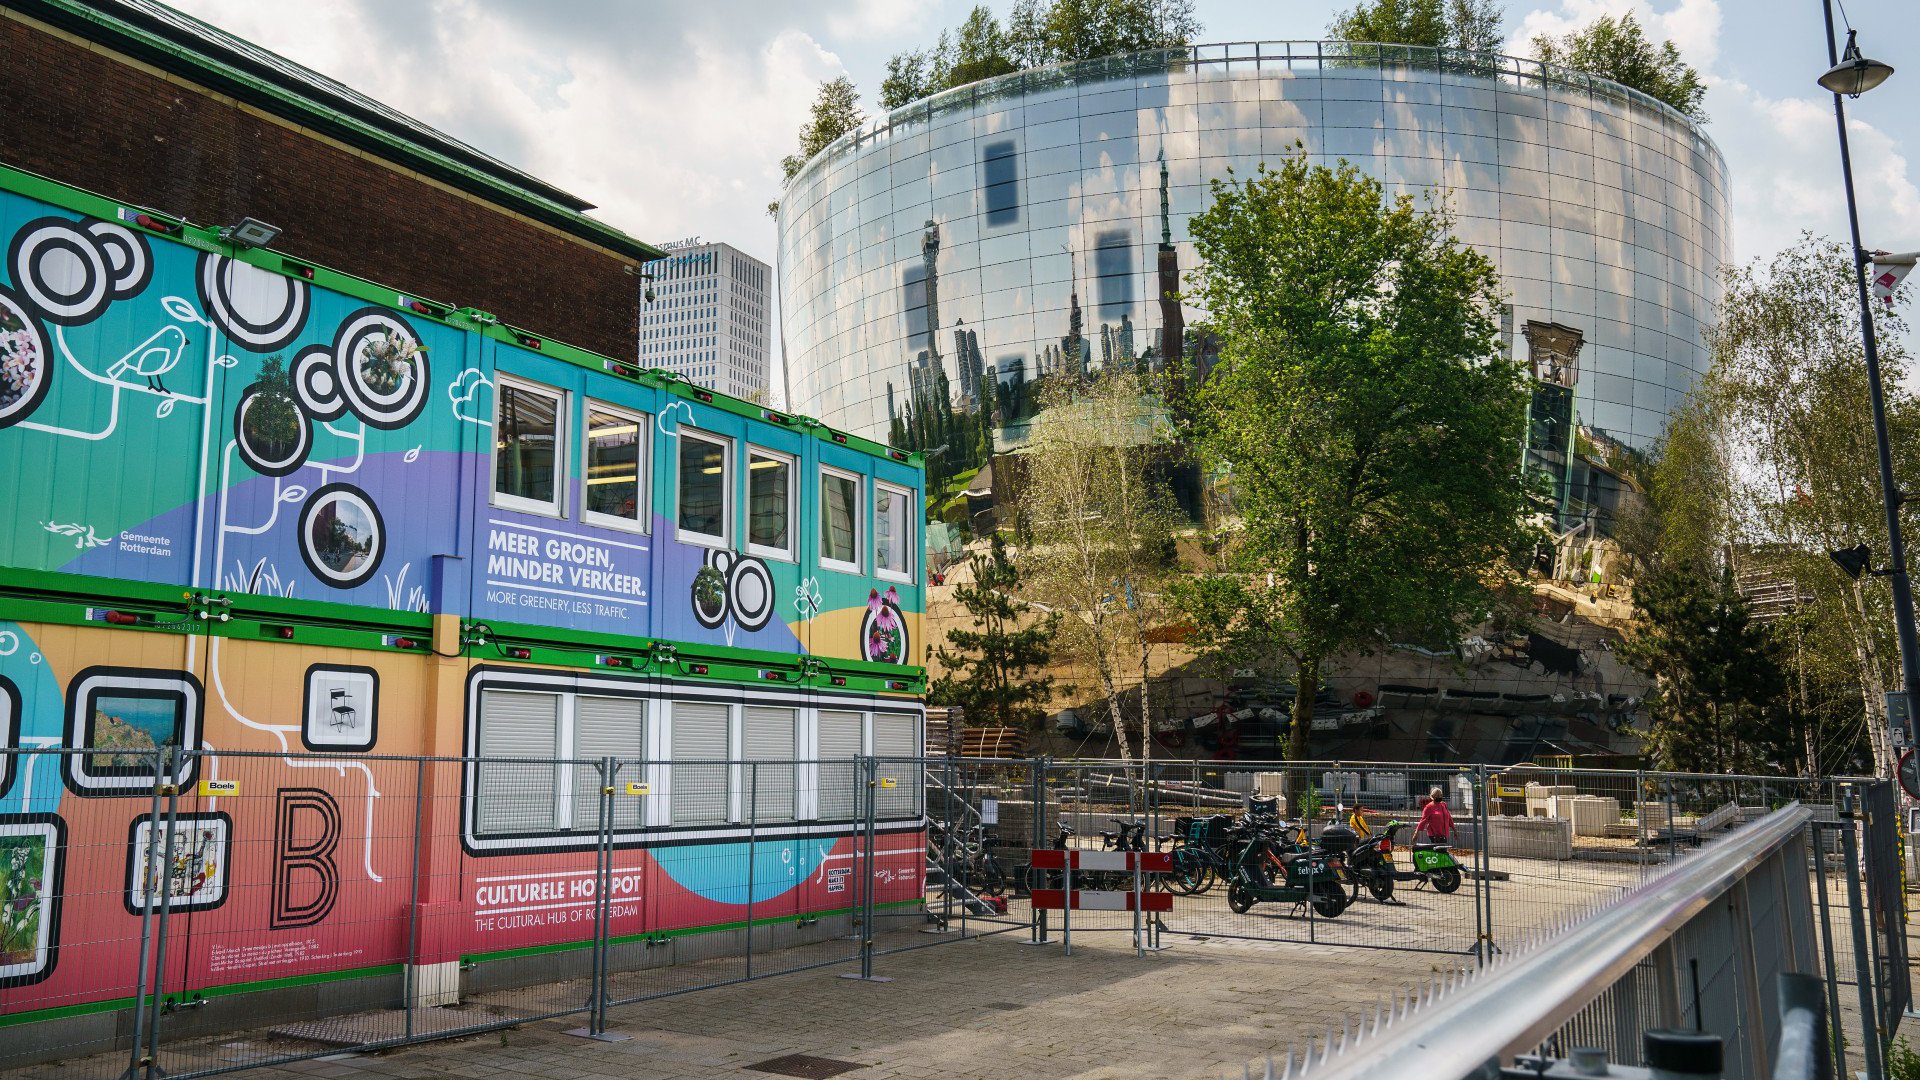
[637,239,771,401]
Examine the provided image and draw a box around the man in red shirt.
[1417,786,1454,845]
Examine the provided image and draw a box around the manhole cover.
[744,1053,868,1078]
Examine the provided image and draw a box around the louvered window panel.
[572,695,645,832]
[743,706,796,822]
[817,710,864,821]
[872,713,922,818]
[671,701,731,825]
[477,691,561,835]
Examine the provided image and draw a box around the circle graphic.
[859,590,910,665]
[291,344,347,420]
[9,217,112,325]
[297,483,386,589]
[233,382,312,477]
[0,285,53,429]
[728,556,775,631]
[197,252,310,352]
[85,221,153,300]
[691,549,733,629]
[331,308,428,429]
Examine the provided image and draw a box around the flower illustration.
[358,331,421,395]
[0,310,43,412]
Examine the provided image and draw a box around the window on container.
[820,466,861,573]
[493,379,565,516]
[875,482,914,583]
[570,695,645,832]
[583,402,649,533]
[670,701,731,825]
[742,706,797,822]
[816,709,864,821]
[475,690,563,834]
[677,430,731,546]
[747,448,794,560]
[872,712,923,818]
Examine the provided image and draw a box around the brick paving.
[189,931,1450,1080]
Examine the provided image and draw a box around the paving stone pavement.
[213,931,1455,1080]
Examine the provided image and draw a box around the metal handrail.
[1299,803,1815,1079]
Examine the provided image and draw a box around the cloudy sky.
[168,0,1918,363]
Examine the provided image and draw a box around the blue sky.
[168,0,1917,341]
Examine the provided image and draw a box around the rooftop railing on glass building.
[782,40,1725,195]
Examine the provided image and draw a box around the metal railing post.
[862,755,877,978]
[1841,786,1886,1080]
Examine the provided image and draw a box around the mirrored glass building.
[776,43,1730,533]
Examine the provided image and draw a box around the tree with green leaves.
[1178,154,1537,762]
[780,76,864,183]
[930,535,1058,727]
[1616,566,1793,774]
[1531,12,1707,122]
[879,0,1198,112]
[1019,370,1183,762]
[1328,0,1503,53]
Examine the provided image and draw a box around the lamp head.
[1819,30,1894,97]
[1830,543,1874,580]
[218,216,281,249]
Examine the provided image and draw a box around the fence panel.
[2,748,165,1080]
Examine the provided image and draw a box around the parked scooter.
[1223,820,1350,918]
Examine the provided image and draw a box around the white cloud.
[1507,0,1719,66]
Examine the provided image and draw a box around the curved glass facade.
[777,42,1730,526]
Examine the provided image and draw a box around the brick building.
[0,0,660,358]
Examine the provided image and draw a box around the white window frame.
[874,481,915,584]
[819,464,863,575]
[745,446,797,562]
[490,376,568,518]
[675,428,733,549]
[580,400,651,535]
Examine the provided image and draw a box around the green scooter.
[1223,823,1351,918]
[1408,832,1464,893]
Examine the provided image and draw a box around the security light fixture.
[219,217,282,249]
[1830,543,1873,580]
[1819,30,1894,97]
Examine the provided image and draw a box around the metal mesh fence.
[0,747,1905,1080]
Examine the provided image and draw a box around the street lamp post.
[1819,2,1918,751]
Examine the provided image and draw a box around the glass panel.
[585,406,643,525]
[494,383,560,507]
[749,452,791,551]
[678,434,727,539]
[876,486,910,577]
[821,471,858,567]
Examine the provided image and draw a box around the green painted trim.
[460,900,926,964]
[0,963,403,1029]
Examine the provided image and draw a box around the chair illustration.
[330,687,359,731]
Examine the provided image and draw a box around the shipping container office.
[0,160,927,1038]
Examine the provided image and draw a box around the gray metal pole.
[405,755,424,1040]
[142,747,184,1075]
[124,749,165,1080]
[1815,821,1849,1077]
[745,762,757,981]
[1823,0,1920,746]
[1841,788,1886,1080]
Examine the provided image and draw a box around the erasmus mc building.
[775,42,1730,532]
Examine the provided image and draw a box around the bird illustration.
[105,325,188,394]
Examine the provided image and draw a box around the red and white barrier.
[1028,848,1174,912]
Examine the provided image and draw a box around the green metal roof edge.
[10,0,667,264]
